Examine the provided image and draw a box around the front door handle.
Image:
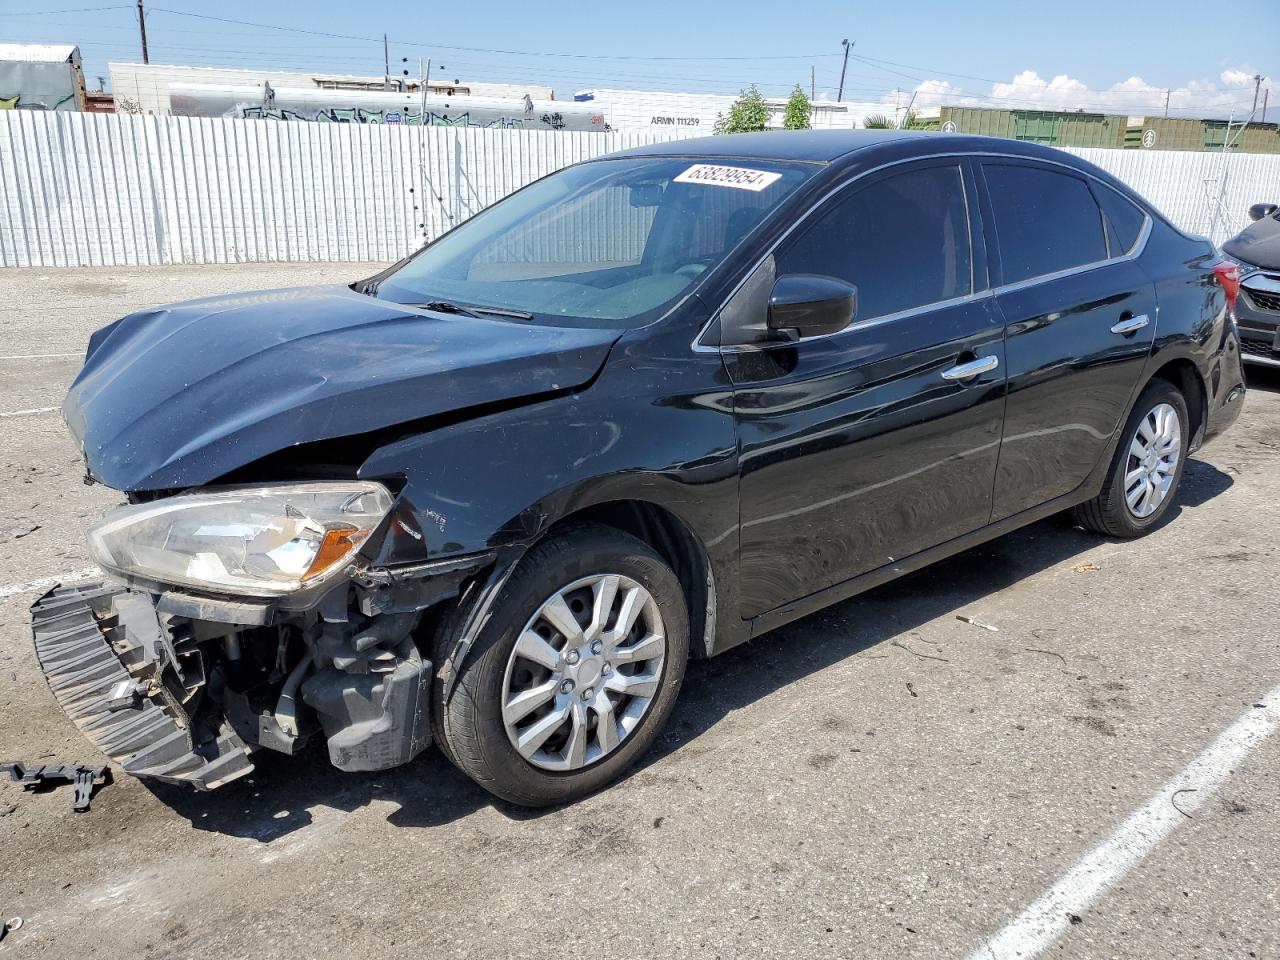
[1110,313,1150,335]
[940,354,999,381]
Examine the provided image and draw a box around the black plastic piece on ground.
[0,761,111,812]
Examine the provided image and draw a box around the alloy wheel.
[1124,401,1181,519]
[501,574,667,772]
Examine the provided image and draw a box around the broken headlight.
[86,482,394,598]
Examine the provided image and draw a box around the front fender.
[356,327,743,635]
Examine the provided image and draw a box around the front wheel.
[1072,379,1190,537]
[436,525,689,807]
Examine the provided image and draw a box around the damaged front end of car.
[32,482,501,790]
[32,283,620,790]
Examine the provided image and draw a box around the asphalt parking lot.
[1,263,1277,960]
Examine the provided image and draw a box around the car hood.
[64,285,620,491]
[1223,213,1280,271]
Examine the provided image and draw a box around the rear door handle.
[1110,313,1150,335]
[940,355,999,381]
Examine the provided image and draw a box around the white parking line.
[0,406,58,418]
[0,568,99,600]
[0,352,80,360]
[967,682,1280,960]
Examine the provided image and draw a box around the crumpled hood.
[1223,213,1280,271]
[65,285,619,491]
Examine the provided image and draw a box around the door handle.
[1110,313,1150,335]
[940,354,999,381]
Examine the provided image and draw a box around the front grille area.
[1241,333,1278,358]
[1243,285,1280,314]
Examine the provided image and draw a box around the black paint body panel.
[64,133,1246,656]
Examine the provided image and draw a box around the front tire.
[1073,378,1189,538]
[436,524,689,807]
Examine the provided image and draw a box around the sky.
[2,0,1277,119]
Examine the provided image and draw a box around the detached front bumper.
[32,580,253,790]
[32,573,442,791]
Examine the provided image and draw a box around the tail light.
[1213,260,1241,313]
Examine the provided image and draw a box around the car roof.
[605,129,921,163]
[603,130,1087,168]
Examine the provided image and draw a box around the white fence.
[2,111,1278,268]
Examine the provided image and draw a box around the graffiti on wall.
[0,60,80,112]
[168,82,608,131]
[240,105,560,128]
[238,105,590,129]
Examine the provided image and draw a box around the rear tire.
[435,524,688,807]
[1072,379,1189,538]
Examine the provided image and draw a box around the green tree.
[782,85,812,130]
[714,84,770,134]
[862,113,895,129]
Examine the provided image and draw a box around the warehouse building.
[0,42,87,112]
[917,105,1280,154]
[108,62,554,115]
[572,88,885,133]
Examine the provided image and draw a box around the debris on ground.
[905,681,918,698]
[890,639,950,663]
[0,916,23,943]
[956,615,999,632]
[1023,646,1068,666]
[1073,561,1101,573]
[1171,787,1198,819]
[0,761,110,812]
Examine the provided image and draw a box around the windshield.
[374,156,818,328]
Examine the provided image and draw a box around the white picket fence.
[1,110,1277,268]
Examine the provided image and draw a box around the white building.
[572,88,887,134]
[108,62,554,115]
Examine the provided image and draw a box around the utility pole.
[136,0,149,64]
[811,64,815,102]
[1163,89,1169,118]
[837,38,851,103]
[1250,74,1263,118]
[383,34,390,89]
[1262,88,1269,125]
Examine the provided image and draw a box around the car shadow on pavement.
[147,459,1234,840]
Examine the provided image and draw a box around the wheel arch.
[541,499,718,660]
[1147,357,1207,449]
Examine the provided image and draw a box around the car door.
[977,161,1157,520]
[717,159,1007,619]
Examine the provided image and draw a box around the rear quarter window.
[983,163,1107,285]
[1092,183,1147,256]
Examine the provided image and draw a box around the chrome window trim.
[992,215,1153,296]
[693,149,1154,353]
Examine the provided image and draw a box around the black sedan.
[1222,201,1280,368]
[35,131,1245,806]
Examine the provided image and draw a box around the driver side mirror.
[1248,202,1278,222]
[768,275,857,339]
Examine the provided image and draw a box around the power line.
[2,4,130,14]
[145,7,837,62]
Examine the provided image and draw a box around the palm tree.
[862,110,931,130]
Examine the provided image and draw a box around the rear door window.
[983,163,1107,285]
[774,163,972,321]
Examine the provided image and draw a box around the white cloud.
[890,67,1273,120]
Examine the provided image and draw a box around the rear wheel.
[1073,379,1189,537]
[435,525,688,807]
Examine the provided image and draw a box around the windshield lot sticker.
[673,164,782,191]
